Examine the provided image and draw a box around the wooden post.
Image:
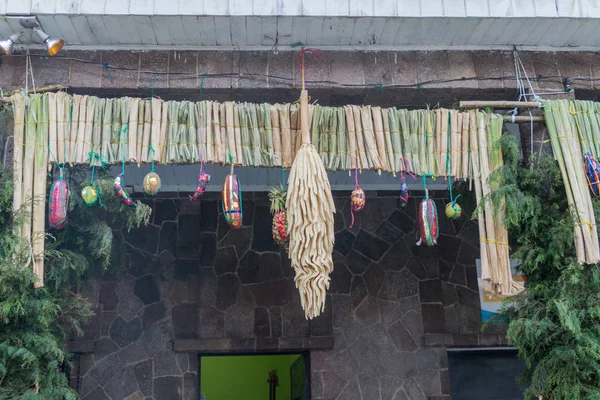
[460,100,541,109]
[32,94,49,288]
[12,94,25,231]
[300,90,310,144]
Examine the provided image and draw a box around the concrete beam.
[0,49,598,107]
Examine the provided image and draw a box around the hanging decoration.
[444,111,462,220]
[584,152,600,196]
[48,175,70,229]
[286,56,336,322]
[269,180,289,251]
[445,200,462,220]
[115,126,136,207]
[287,51,336,319]
[81,151,107,207]
[190,162,211,201]
[143,172,161,196]
[398,158,416,210]
[114,174,135,207]
[222,153,243,229]
[417,175,438,246]
[349,158,365,228]
[81,185,98,207]
[143,145,161,195]
[8,90,550,295]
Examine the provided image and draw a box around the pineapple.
[269,185,289,251]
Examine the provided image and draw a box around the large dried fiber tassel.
[286,143,336,319]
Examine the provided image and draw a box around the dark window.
[448,349,526,400]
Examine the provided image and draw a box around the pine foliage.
[0,167,151,398]
[484,135,600,399]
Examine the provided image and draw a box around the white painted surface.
[1,0,593,17]
[1,1,600,49]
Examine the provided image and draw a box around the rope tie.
[297,47,322,91]
[200,73,207,94]
[445,112,460,204]
[480,238,509,246]
[86,151,107,207]
[103,62,114,85]
[86,151,107,183]
[149,144,156,172]
[120,125,128,176]
[350,157,360,228]
[398,158,417,208]
[222,152,243,219]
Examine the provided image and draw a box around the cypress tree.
[0,168,151,398]
[485,135,600,399]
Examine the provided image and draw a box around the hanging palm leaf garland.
[13,93,536,296]
[222,153,243,229]
[417,175,438,247]
[269,181,289,251]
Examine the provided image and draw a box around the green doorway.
[199,353,309,400]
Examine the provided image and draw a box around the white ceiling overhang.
[2,0,600,50]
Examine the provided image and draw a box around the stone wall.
[74,190,506,400]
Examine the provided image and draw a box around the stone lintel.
[174,337,334,353]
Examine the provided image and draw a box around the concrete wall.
[72,190,505,400]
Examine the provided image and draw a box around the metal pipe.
[0,84,69,103]
[460,100,542,109]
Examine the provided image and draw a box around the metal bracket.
[18,17,39,29]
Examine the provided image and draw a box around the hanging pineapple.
[269,184,289,252]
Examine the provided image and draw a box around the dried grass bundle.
[287,91,336,319]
